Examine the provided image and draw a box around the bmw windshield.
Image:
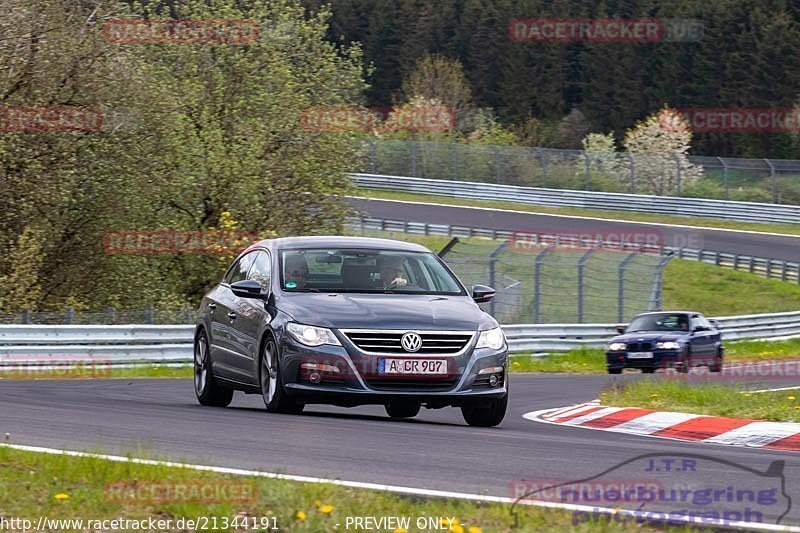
[626,313,690,333]
[280,248,465,295]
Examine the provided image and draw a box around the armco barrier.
[350,173,800,225]
[0,312,798,364]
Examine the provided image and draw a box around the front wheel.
[607,368,622,375]
[461,394,507,427]
[710,349,724,373]
[260,338,304,414]
[194,330,233,407]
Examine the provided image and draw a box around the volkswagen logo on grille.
[401,332,422,353]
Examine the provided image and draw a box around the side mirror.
[472,284,495,304]
[693,325,708,333]
[615,324,627,334]
[230,279,266,299]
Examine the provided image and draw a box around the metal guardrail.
[358,139,800,204]
[349,215,800,284]
[350,173,800,225]
[0,312,798,365]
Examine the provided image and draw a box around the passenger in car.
[284,254,309,289]
[378,256,408,288]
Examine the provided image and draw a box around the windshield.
[626,313,690,333]
[279,248,465,295]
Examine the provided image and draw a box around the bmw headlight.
[657,341,680,350]
[476,327,505,350]
[287,323,341,347]
[608,342,627,351]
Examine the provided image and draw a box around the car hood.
[277,292,490,331]
[612,332,687,342]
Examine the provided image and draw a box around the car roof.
[251,236,432,253]
[635,311,702,316]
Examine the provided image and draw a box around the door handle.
[208,303,217,310]
[227,312,237,320]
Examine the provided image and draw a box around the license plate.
[378,358,448,375]
[627,351,654,359]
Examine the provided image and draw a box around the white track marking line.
[744,386,800,394]
[704,422,800,447]
[609,412,701,435]
[349,195,800,239]
[1,442,796,533]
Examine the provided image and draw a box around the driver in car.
[378,256,408,289]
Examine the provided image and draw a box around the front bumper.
[280,334,508,407]
[606,349,682,371]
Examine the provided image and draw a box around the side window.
[248,251,271,292]
[225,252,258,285]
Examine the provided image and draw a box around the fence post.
[673,154,682,195]
[577,248,596,323]
[107,306,116,325]
[618,253,638,323]
[22,310,30,324]
[451,142,458,180]
[717,157,729,200]
[649,255,674,311]
[765,158,777,203]
[488,241,508,317]
[369,138,377,173]
[145,304,154,324]
[626,153,635,193]
[411,141,418,177]
[494,145,501,183]
[584,152,591,190]
[65,307,74,324]
[534,245,554,323]
[535,148,548,187]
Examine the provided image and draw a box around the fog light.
[308,372,322,384]
[488,374,500,387]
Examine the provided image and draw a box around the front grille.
[344,331,473,354]
[365,377,458,391]
[626,342,653,351]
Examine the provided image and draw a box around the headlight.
[657,341,680,350]
[476,327,505,350]
[608,342,627,351]
[287,323,341,347]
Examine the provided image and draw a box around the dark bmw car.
[605,311,723,374]
[193,236,508,426]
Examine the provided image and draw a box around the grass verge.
[0,445,691,532]
[601,380,800,423]
[358,189,800,237]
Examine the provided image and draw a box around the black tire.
[641,367,656,374]
[710,349,724,373]
[385,402,421,419]
[194,329,233,407]
[677,349,691,374]
[461,394,508,427]
[607,368,622,375]
[260,337,304,414]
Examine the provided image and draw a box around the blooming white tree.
[622,108,703,195]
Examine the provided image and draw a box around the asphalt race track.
[2,374,800,526]
[348,197,800,263]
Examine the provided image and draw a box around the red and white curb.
[524,401,800,452]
